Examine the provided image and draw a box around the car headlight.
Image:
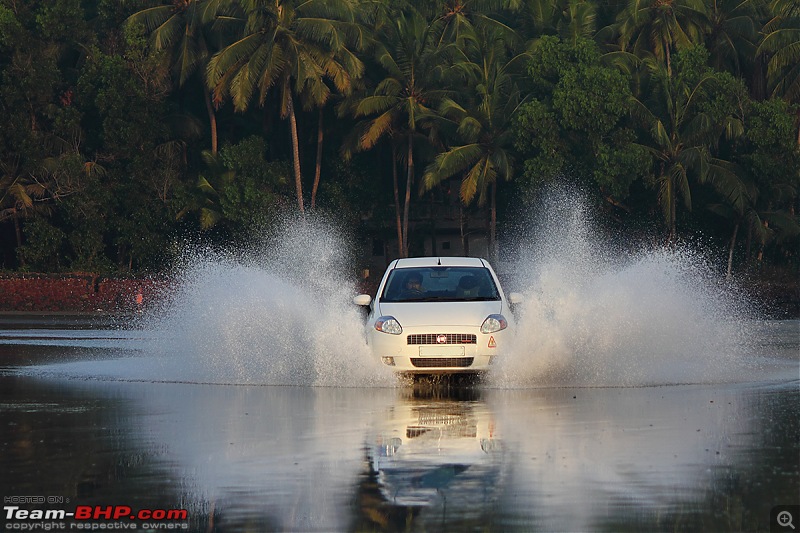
[480,314,508,334]
[375,316,402,335]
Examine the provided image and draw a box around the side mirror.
[353,294,372,306]
[508,292,524,305]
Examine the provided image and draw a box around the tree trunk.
[726,222,739,279]
[13,211,21,248]
[665,44,672,77]
[490,181,497,263]
[669,199,676,242]
[667,176,677,243]
[311,108,323,209]
[402,134,413,258]
[751,53,767,101]
[429,193,436,256]
[203,85,218,155]
[287,93,304,214]
[13,212,24,268]
[796,107,799,146]
[745,223,753,262]
[460,205,469,256]
[392,143,403,257]
[460,205,465,256]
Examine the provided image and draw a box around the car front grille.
[407,334,477,345]
[410,357,474,368]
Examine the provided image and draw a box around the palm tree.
[613,0,708,75]
[706,156,800,278]
[126,0,222,154]
[556,0,599,45]
[511,0,560,39]
[0,163,45,256]
[0,152,107,266]
[630,52,743,241]
[344,7,452,257]
[176,149,233,231]
[757,0,800,143]
[511,0,596,46]
[426,0,517,46]
[207,0,364,214]
[704,0,760,78]
[423,29,526,261]
[705,183,763,278]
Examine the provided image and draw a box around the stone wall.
[0,274,170,313]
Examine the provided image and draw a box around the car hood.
[377,301,503,327]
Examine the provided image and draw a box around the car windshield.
[380,267,501,303]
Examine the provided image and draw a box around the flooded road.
[0,315,798,532]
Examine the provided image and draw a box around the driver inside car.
[401,272,425,299]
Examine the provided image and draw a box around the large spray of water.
[18,188,768,388]
[491,187,758,387]
[140,216,394,387]
[146,189,757,389]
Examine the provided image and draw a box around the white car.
[354,257,521,374]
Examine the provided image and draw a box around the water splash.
[138,215,394,387]
[13,191,782,389]
[491,187,760,387]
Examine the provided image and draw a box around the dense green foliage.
[0,0,797,275]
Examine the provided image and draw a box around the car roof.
[391,257,488,268]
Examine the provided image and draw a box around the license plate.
[418,346,466,357]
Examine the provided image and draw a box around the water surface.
[1,315,797,532]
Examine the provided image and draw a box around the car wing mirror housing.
[508,292,524,305]
[353,294,372,306]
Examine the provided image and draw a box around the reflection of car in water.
[353,257,522,374]
[363,390,505,524]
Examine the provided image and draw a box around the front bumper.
[368,326,508,373]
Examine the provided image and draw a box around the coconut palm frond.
[424,143,484,192]
[175,30,207,86]
[199,206,222,230]
[83,161,107,178]
[672,163,692,210]
[359,110,396,150]
[196,175,218,195]
[456,116,483,142]
[125,5,173,35]
[8,182,34,209]
[704,159,750,213]
[355,94,401,117]
[206,32,264,87]
[491,148,513,182]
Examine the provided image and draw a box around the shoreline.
[0,273,171,314]
[0,271,796,318]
